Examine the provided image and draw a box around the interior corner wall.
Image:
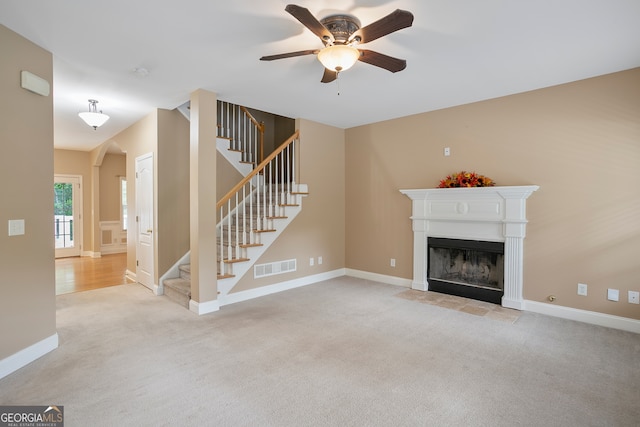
[345,68,640,320]
[232,119,346,293]
[0,24,56,360]
[157,108,190,276]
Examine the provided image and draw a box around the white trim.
[345,269,412,288]
[0,334,58,380]
[189,298,220,315]
[82,251,101,258]
[524,300,640,334]
[125,269,137,282]
[54,174,83,258]
[400,186,539,309]
[221,269,346,306]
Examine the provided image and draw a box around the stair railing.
[217,101,265,165]
[216,130,301,278]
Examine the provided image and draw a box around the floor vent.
[254,259,296,279]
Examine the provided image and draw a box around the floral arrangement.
[438,171,495,188]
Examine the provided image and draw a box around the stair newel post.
[244,111,248,162]
[241,185,246,247]
[234,192,239,261]
[219,206,224,276]
[273,156,280,216]
[285,144,291,201]
[248,181,254,245]
[292,138,297,192]
[226,198,232,266]
[257,165,263,232]
[224,101,229,139]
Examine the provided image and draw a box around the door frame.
[135,152,156,293]
[54,174,83,258]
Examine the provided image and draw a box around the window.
[120,177,128,231]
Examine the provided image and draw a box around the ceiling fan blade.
[357,49,407,73]
[285,4,334,44]
[350,9,414,44]
[260,49,319,61]
[321,68,338,83]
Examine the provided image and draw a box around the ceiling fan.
[260,4,414,83]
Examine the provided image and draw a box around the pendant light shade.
[317,45,360,72]
[79,99,109,130]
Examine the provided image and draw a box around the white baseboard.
[100,247,126,255]
[189,298,220,315]
[345,269,412,288]
[81,251,101,258]
[524,300,640,334]
[125,270,137,282]
[0,333,58,380]
[221,268,346,306]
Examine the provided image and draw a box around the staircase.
[163,103,306,308]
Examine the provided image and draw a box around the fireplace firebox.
[427,238,504,304]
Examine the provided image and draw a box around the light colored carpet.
[1,276,639,426]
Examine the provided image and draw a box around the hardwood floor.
[55,253,133,295]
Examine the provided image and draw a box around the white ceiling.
[1,0,639,152]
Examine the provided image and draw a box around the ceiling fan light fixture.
[317,45,360,72]
[79,99,110,130]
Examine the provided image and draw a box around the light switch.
[607,288,619,302]
[8,219,25,236]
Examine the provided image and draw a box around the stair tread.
[223,257,250,264]
[164,278,191,296]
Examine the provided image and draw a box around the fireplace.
[400,186,538,309]
[428,237,504,304]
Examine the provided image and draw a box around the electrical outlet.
[390,258,396,267]
[629,291,639,304]
[607,288,619,302]
[577,283,588,296]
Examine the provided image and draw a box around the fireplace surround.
[400,186,539,309]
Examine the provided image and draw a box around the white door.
[54,175,82,258]
[135,153,154,290]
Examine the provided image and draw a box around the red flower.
[437,171,495,188]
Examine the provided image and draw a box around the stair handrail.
[216,130,300,278]
[240,106,265,163]
[217,130,299,210]
[218,101,264,166]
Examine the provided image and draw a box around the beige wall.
[233,119,346,292]
[111,111,158,275]
[0,24,56,359]
[54,149,92,252]
[99,153,126,221]
[157,109,190,276]
[345,68,640,320]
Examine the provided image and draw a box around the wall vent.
[254,259,297,279]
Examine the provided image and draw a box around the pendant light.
[79,99,110,130]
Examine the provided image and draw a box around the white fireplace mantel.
[400,186,539,310]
